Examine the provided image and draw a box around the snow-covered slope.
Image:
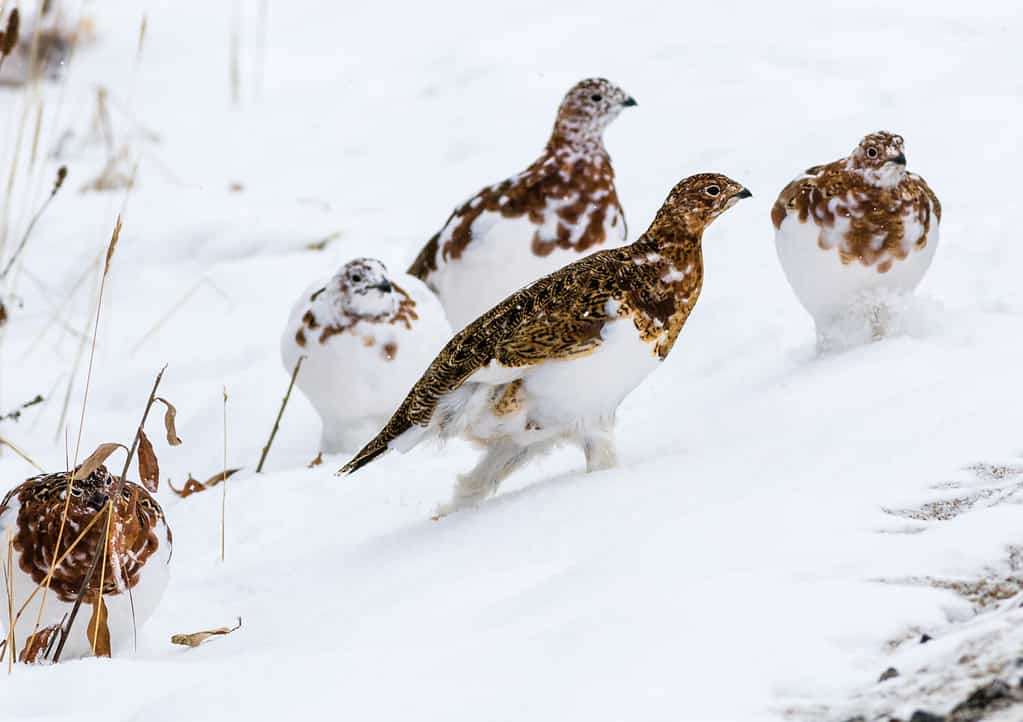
[1,1,1022,720]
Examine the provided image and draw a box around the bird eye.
[866,147,878,158]
[590,94,603,102]
[351,274,363,283]
[705,185,720,197]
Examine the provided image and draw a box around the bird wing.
[339,250,628,475]
[770,160,843,230]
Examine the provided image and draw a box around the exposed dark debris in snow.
[883,463,1023,523]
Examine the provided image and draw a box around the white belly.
[774,213,939,324]
[456,318,660,444]
[433,214,626,331]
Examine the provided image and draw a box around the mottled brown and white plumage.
[341,174,751,516]
[407,77,637,330]
[771,131,941,347]
[281,258,452,453]
[0,466,171,661]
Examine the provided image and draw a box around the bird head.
[846,131,908,187]
[656,173,752,235]
[331,258,400,320]
[552,78,637,145]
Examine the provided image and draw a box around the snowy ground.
[1,1,1022,720]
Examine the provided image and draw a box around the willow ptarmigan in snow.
[772,131,941,348]
[0,466,171,661]
[407,77,637,330]
[282,258,452,454]
[340,174,751,516]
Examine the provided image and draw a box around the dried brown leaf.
[171,617,241,648]
[155,397,182,445]
[0,300,7,327]
[87,594,111,658]
[168,467,241,498]
[18,624,61,664]
[137,429,159,492]
[168,476,206,498]
[72,442,127,481]
[307,452,323,468]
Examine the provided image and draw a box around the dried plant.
[0,165,67,281]
[221,387,228,561]
[52,367,178,661]
[256,355,305,473]
[0,437,43,471]
[171,617,241,648]
[0,394,44,423]
[168,468,241,498]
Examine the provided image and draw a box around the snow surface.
[1,1,1022,720]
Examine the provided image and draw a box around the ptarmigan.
[407,77,637,330]
[771,131,941,348]
[282,258,452,454]
[340,173,751,516]
[0,465,171,661]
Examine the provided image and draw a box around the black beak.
[892,152,907,166]
[622,96,638,107]
[374,281,393,293]
[736,187,753,199]
[87,491,108,511]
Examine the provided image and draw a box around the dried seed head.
[1,9,19,57]
[104,215,122,276]
[53,166,67,194]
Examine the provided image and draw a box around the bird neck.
[546,122,607,159]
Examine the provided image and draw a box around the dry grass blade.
[155,397,182,445]
[256,355,305,473]
[86,594,110,658]
[0,436,44,471]
[0,165,69,281]
[71,442,127,481]
[221,387,228,561]
[137,14,147,59]
[137,429,159,492]
[5,529,14,673]
[171,617,241,648]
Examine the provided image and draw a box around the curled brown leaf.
[137,429,159,492]
[72,442,127,481]
[171,617,241,648]
[155,397,182,446]
[168,467,241,498]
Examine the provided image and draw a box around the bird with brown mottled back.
[341,173,752,518]
[407,78,637,331]
[772,131,941,349]
[0,466,171,661]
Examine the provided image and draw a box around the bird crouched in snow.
[771,131,941,349]
[407,77,637,330]
[340,174,752,517]
[282,258,452,454]
[0,466,171,661]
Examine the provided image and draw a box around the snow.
[1,0,1022,720]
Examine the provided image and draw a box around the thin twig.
[256,356,304,473]
[51,366,168,662]
[0,437,43,471]
[220,386,228,561]
[0,166,65,281]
